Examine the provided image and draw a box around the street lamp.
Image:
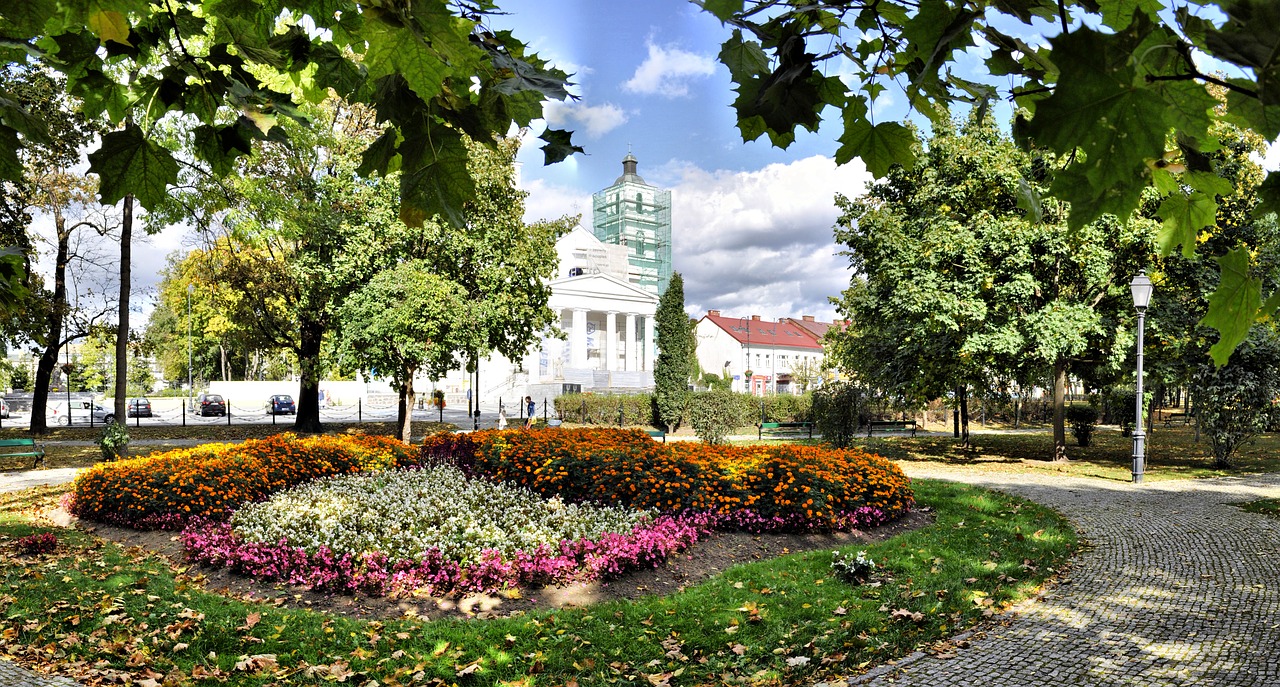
[1130,270,1153,484]
[187,283,194,408]
[739,317,752,395]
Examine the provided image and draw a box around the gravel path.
[846,467,1280,687]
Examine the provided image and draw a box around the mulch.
[78,509,933,622]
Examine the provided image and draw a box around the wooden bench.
[645,429,666,443]
[757,421,814,440]
[1162,412,1191,427]
[0,437,45,469]
[867,420,917,438]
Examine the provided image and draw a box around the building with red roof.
[695,310,831,396]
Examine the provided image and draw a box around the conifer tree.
[654,273,692,433]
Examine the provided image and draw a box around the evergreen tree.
[654,273,692,433]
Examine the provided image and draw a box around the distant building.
[591,152,673,296]
[695,311,829,396]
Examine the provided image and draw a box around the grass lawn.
[849,425,1280,482]
[1238,498,1280,518]
[1,478,1075,686]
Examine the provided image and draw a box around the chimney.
[751,315,762,321]
[708,309,721,317]
[802,315,815,322]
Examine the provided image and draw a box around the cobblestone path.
[849,468,1280,686]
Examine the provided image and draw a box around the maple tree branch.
[1145,72,1258,100]
[1057,0,1069,34]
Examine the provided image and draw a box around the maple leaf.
[234,654,279,673]
[890,608,925,623]
[730,643,747,655]
[134,679,161,687]
[238,611,261,631]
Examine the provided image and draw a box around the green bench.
[0,437,46,469]
[757,421,814,440]
[645,429,666,443]
[867,420,917,438]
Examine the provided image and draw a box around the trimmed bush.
[555,392,655,426]
[1065,405,1100,447]
[688,390,755,444]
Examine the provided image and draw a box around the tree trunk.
[959,384,970,447]
[1052,359,1067,461]
[293,314,324,433]
[397,368,415,444]
[113,193,132,446]
[30,214,72,434]
[1014,390,1022,429]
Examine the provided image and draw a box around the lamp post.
[740,317,752,395]
[1130,271,1154,484]
[187,283,194,409]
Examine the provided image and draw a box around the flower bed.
[418,427,913,532]
[181,466,702,596]
[69,433,413,528]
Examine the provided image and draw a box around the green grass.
[854,425,1280,482]
[1238,498,1280,518]
[0,479,1075,686]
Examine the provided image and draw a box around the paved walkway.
[847,467,1280,687]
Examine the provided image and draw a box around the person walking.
[497,406,508,430]
[525,396,536,428]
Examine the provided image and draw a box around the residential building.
[695,311,827,396]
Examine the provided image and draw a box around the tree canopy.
[700,0,1280,364]
[0,0,580,227]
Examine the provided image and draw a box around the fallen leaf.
[730,644,746,655]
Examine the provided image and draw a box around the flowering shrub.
[419,427,913,532]
[228,466,651,566]
[69,433,414,528]
[831,549,876,583]
[16,532,58,555]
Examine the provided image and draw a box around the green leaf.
[0,0,59,38]
[397,124,470,228]
[1224,83,1280,139]
[539,128,583,166]
[361,18,451,104]
[1022,26,1170,228]
[1255,171,1280,218]
[1184,171,1234,198]
[700,0,744,22]
[836,120,916,176]
[357,127,401,177]
[718,30,769,81]
[1201,247,1262,366]
[1015,177,1043,223]
[87,124,179,209]
[1099,0,1167,31]
[1156,190,1217,258]
[0,126,21,181]
[1203,0,1280,106]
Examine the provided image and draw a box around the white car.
[47,399,115,425]
[0,398,8,419]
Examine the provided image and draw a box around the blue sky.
[489,0,881,324]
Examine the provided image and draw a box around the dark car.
[267,394,296,415]
[193,393,226,417]
[127,398,152,418]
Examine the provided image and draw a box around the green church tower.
[591,151,673,296]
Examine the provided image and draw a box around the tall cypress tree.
[654,272,691,432]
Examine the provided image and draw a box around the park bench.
[1162,412,1191,427]
[645,429,667,443]
[0,437,45,469]
[757,421,814,440]
[867,420,917,438]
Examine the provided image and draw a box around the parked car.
[266,394,296,415]
[48,400,114,425]
[0,398,8,419]
[127,398,153,418]
[192,393,226,417]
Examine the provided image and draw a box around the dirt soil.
[78,510,933,623]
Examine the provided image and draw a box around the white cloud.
[622,41,716,98]
[661,155,874,322]
[519,178,593,226]
[542,101,629,139]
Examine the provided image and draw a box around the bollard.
[272,405,276,425]
[182,403,186,427]
[358,398,362,423]
[543,398,548,422]
[618,400,623,428]
[227,400,232,425]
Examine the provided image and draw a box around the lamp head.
[1131,271,1153,310]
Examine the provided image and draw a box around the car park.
[128,398,153,418]
[266,394,296,415]
[192,393,226,417]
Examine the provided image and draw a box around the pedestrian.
[525,396,536,428]
[497,406,508,430]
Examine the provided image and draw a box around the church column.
[643,316,655,371]
[605,311,618,371]
[625,314,638,371]
[571,309,588,369]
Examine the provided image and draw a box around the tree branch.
[1145,72,1259,100]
